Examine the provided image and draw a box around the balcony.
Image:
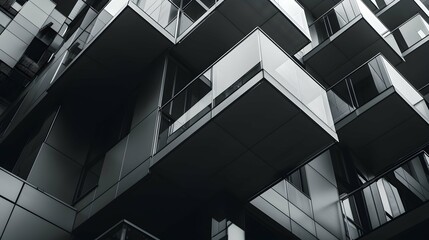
[152,29,337,202]
[327,54,429,175]
[303,0,403,87]
[362,0,429,30]
[172,0,311,72]
[393,14,429,90]
[0,0,177,140]
[341,151,429,239]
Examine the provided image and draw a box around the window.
[287,167,310,197]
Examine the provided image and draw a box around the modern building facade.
[0,0,429,239]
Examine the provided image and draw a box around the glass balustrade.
[391,14,429,52]
[341,151,429,239]
[96,220,158,240]
[327,54,429,123]
[40,0,308,87]
[157,29,335,151]
[271,0,310,36]
[309,0,393,48]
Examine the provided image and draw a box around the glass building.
[0,0,429,239]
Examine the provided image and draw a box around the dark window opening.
[74,98,133,203]
[288,167,310,197]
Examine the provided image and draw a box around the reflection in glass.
[156,30,335,152]
[327,54,429,123]
[392,14,429,52]
[341,152,429,239]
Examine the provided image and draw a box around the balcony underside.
[337,89,429,175]
[152,73,336,201]
[299,0,341,18]
[397,38,429,90]
[0,6,174,168]
[173,0,310,72]
[54,6,173,97]
[304,18,403,87]
[377,0,428,30]
[73,72,336,239]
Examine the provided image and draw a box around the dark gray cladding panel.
[45,106,95,165]
[0,170,23,203]
[121,111,157,179]
[131,58,165,129]
[308,150,337,187]
[96,136,128,197]
[27,143,82,204]
[306,165,345,239]
[0,198,13,235]
[2,206,70,240]
[17,185,76,231]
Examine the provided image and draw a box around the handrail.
[309,0,355,26]
[340,150,429,200]
[161,27,328,109]
[326,53,383,91]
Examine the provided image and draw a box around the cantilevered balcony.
[152,29,337,201]
[393,14,429,90]
[303,0,403,87]
[328,54,429,175]
[0,0,178,140]
[362,0,429,30]
[341,151,429,240]
[172,0,311,72]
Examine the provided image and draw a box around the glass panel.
[286,181,313,217]
[158,73,211,150]
[327,55,429,123]
[157,30,335,152]
[357,0,388,36]
[272,0,309,36]
[341,151,429,239]
[212,31,261,100]
[309,0,361,44]
[133,0,179,36]
[0,10,11,28]
[96,221,158,240]
[309,0,393,52]
[260,33,335,129]
[392,14,429,52]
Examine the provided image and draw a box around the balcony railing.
[341,151,429,239]
[271,0,310,36]
[157,29,335,151]
[363,0,429,15]
[391,14,429,53]
[95,219,159,240]
[132,0,221,37]
[308,0,398,51]
[327,54,429,123]
[41,0,221,86]
[362,0,396,13]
